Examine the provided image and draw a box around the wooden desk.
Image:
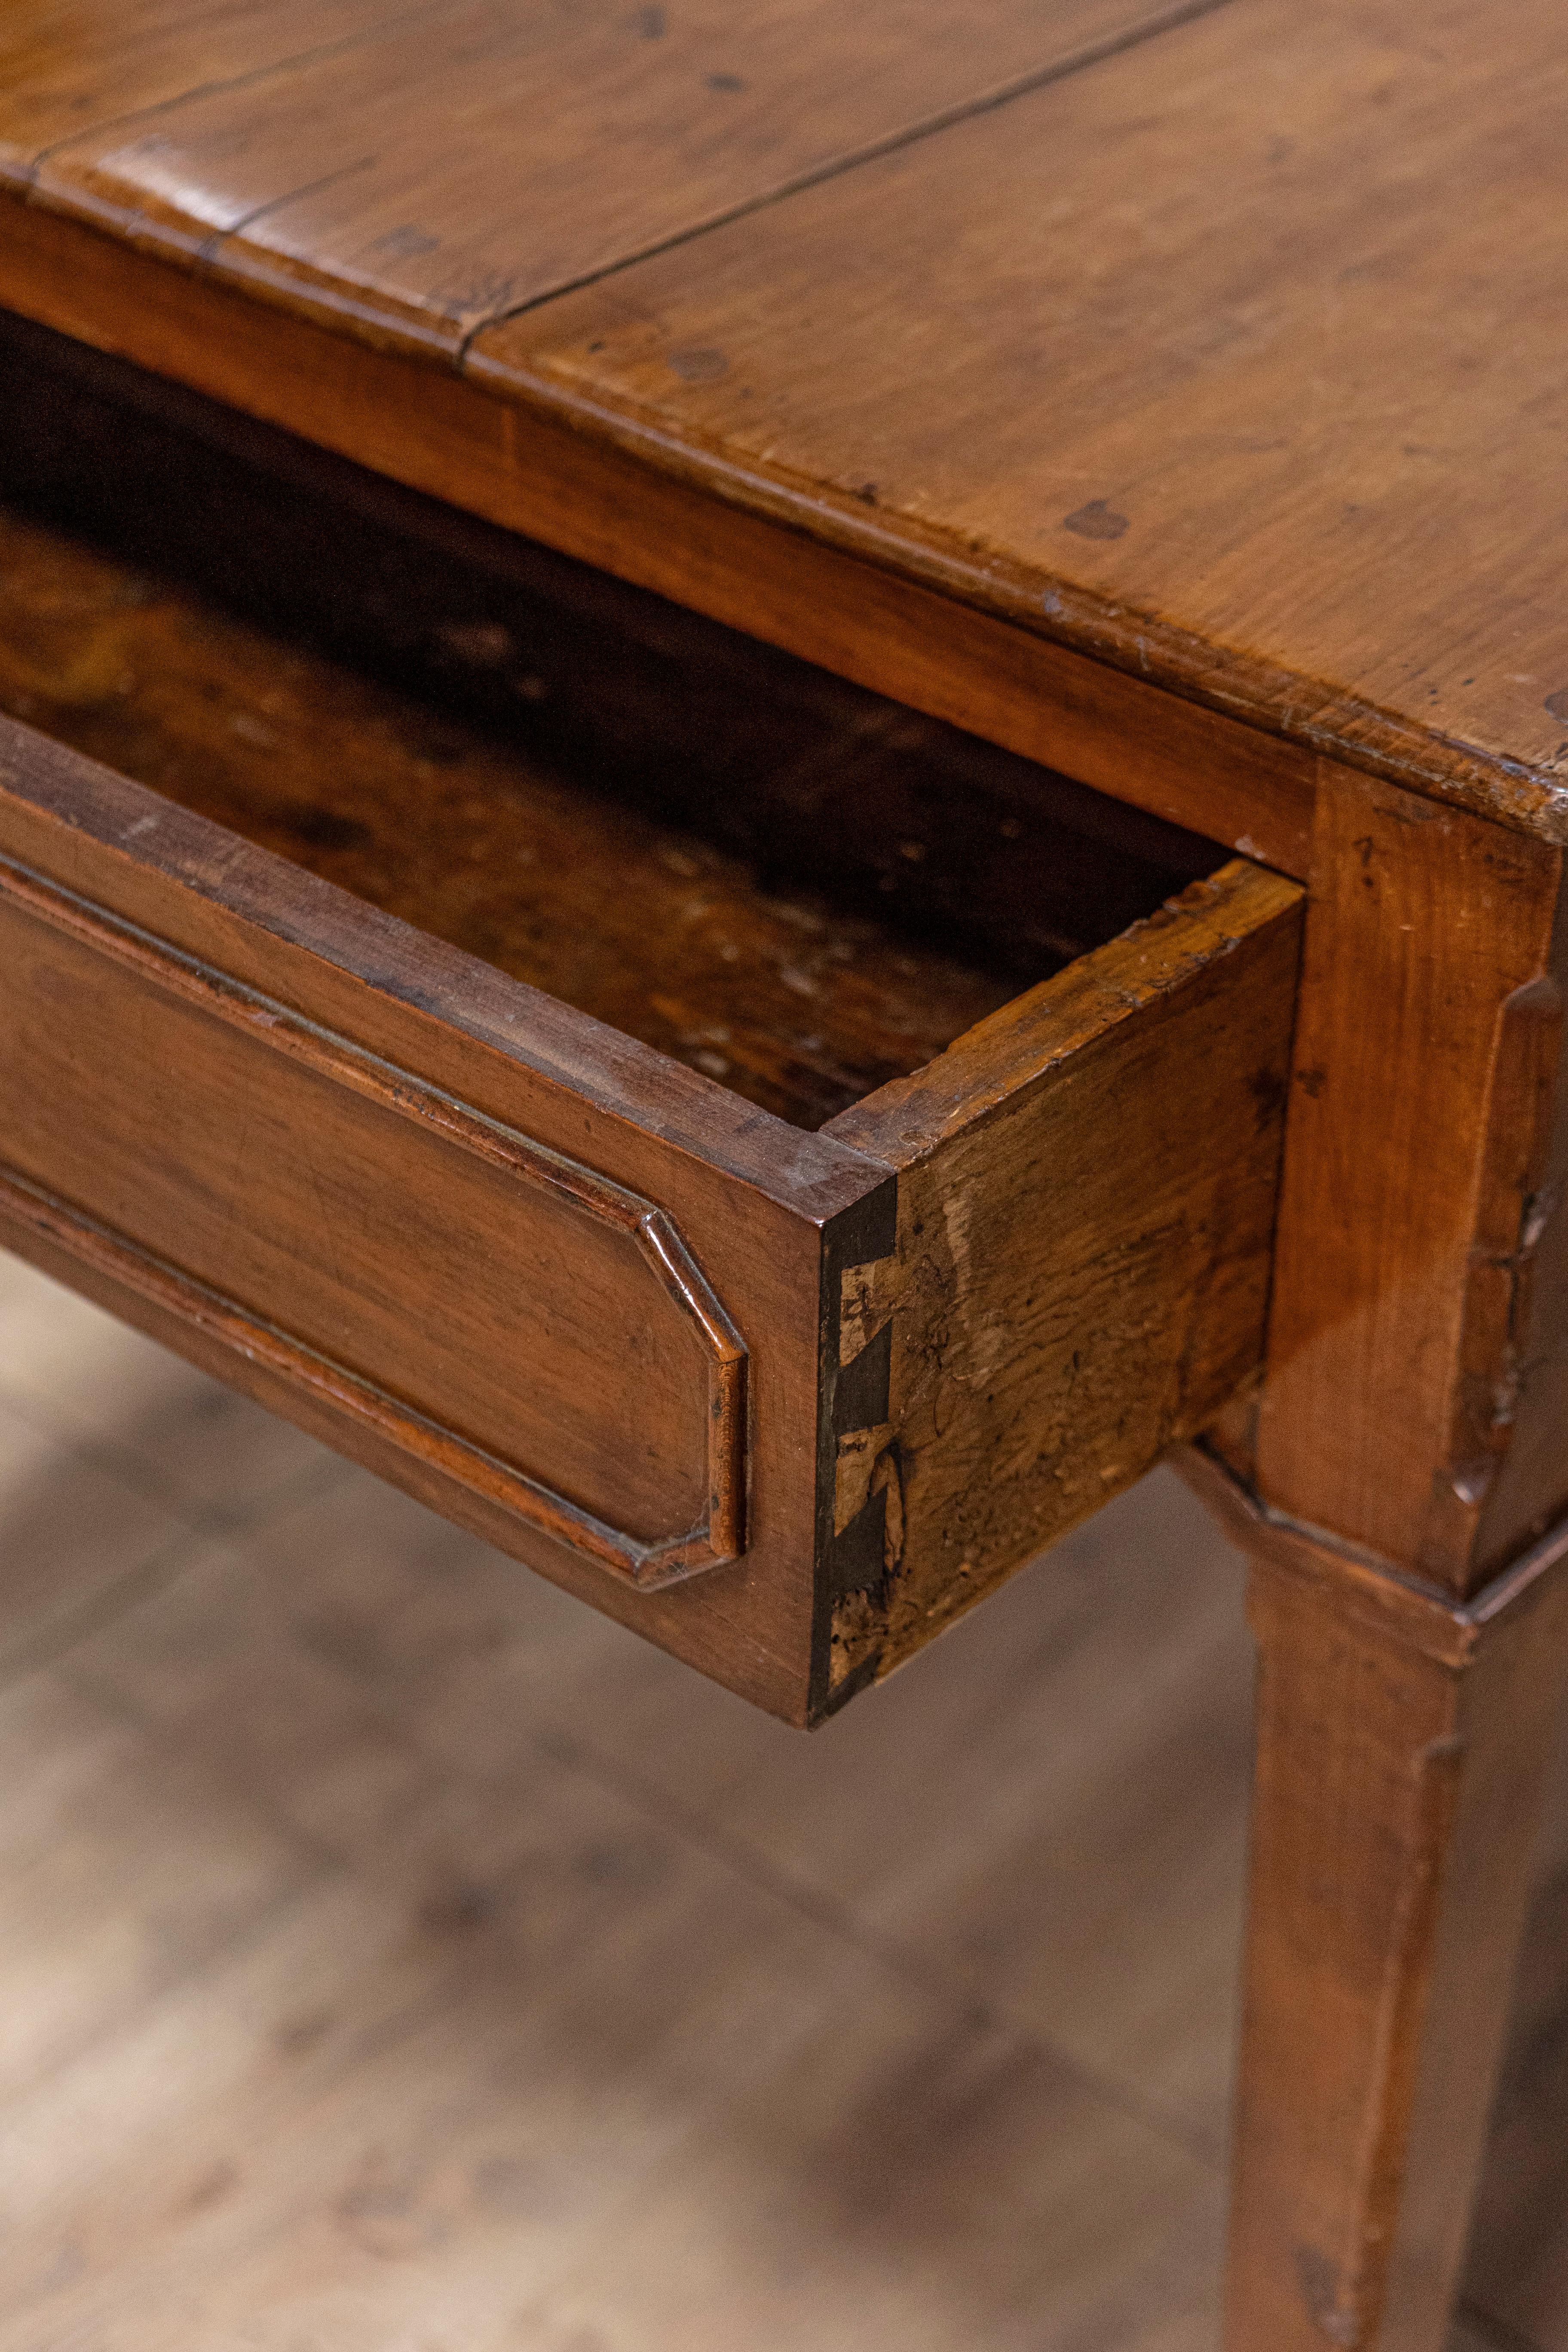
[2,3,1565,2344]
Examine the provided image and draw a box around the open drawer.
[0,314,1302,1724]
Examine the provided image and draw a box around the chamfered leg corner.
[1179,1443,1568,2352]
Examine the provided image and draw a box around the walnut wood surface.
[0,851,750,1588]
[0,0,1561,841]
[0,715,894,1724]
[0,0,403,181]
[1205,754,1568,2348]
[8,6,1568,2333]
[7,0,1194,352]
[0,309,1227,1132]
[827,862,1302,1699]
[2,306,1225,959]
[1476,931,1568,1583]
[1252,763,1568,1599]
[0,205,1318,878]
[476,0,1568,839]
[1183,1449,1568,2352]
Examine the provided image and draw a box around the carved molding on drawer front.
[0,851,747,1590]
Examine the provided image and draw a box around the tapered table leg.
[1196,1467,1568,2352]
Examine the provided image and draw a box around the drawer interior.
[0,311,1223,1133]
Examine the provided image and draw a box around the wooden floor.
[0,1249,1564,2352]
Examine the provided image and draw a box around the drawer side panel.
[824,860,1303,1696]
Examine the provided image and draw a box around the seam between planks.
[454,0,1240,358]
[20,0,448,183]
[18,0,1239,335]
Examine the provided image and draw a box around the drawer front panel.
[0,851,745,1587]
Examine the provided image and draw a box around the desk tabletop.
[3,0,1565,845]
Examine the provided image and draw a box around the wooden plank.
[0,1397,187,1678]
[0,1442,1240,2351]
[0,0,411,185]
[0,199,1317,875]
[0,4,425,188]
[1463,1689,1568,2352]
[21,0,1202,355]
[473,0,1568,837]
[7,1264,1565,2348]
[1255,761,1566,1595]
[0,854,750,1586]
[530,1462,1258,2159]
[1184,1450,1568,2352]
[7,2,1568,844]
[824,860,1302,1699]
[0,1675,317,2110]
[0,1238,329,1510]
[1472,877,1568,1580]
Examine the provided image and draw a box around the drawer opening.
[0,310,1304,1719]
[0,308,1225,1133]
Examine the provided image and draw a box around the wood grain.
[0,204,1317,875]
[0,493,1038,1134]
[0,692,1293,1718]
[6,4,1568,844]
[0,300,1226,974]
[0,866,732,1582]
[0,0,410,185]
[0,1331,1262,2352]
[1472,876,1568,1583]
[825,861,1302,1697]
[0,714,899,1723]
[1183,1448,1568,2352]
[478,0,1568,836]
[19,0,1198,354]
[1254,762,1566,1596]
[7,5,1568,2325]
[0,847,750,1588]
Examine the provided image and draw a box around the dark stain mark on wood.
[1063,499,1129,542]
[667,344,730,381]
